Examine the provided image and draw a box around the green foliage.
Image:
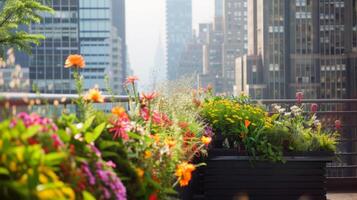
[0,0,54,57]
[201,96,339,162]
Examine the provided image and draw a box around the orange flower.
[144,150,152,159]
[64,54,85,68]
[142,92,157,101]
[111,106,128,119]
[165,138,176,148]
[136,168,145,178]
[201,136,212,145]
[85,86,104,103]
[244,120,251,128]
[125,76,139,84]
[175,162,196,187]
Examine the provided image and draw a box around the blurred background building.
[166,0,192,81]
[236,0,357,100]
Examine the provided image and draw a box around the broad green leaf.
[84,122,106,143]
[0,167,9,175]
[83,116,96,132]
[21,125,40,140]
[44,152,67,166]
[83,191,96,200]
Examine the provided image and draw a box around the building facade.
[29,0,80,93]
[237,0,357,100]
[27,0,126,94]
[166,0,192,80]
[222,0,248,93]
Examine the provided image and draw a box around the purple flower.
[204,126,214,137]
[82,162,96,185]
[106,161,116,168]
[90,144,102,157]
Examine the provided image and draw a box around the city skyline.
[127,0,213,89]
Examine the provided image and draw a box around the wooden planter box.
[182,149,333,200]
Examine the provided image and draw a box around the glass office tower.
[166,0,192,80]
[29,0,80,93]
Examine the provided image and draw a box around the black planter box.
[183,149,333,200]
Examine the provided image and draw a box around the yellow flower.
[175,162,196,187]
[85,86,105,103]
[9,161,17,172]
[111,106,128,119]
[37,189,57,200]
[39,174,49,184]
[61,187,75,200]
[144,150,152,159]
[165,138,176,148]
[64,54,85,68]
[201,136,212,145]
[136,168,145,178]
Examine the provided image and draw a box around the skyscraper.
[166,0,192,80]
[79,0,113,91]
[27,0,126,94]
[29,0,80,93]
[112,0,127,86]
[237,0,357,100]
[222,0,248,93]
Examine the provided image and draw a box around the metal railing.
[1,93,357,191]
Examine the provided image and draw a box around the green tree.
[0,0,53,57]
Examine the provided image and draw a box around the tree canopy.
[0,0,53,57]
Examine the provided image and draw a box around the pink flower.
[140,107,150,121]
[125,76,139,85]
[141,92,158,102]
[296,92,304,104]
[335,120,342,129]
[109,118,131,141]
[310,103,318,113]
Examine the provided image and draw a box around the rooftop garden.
[0,54,340,200]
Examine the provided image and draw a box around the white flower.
[74,133,83,141]
[290,105,302,115]
[76,123,83,129]
[284,112,292,117]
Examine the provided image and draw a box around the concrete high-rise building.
[166,0,192,80]
[237,0,357,100]
[112,0,127,87]
[222,0,248,93]
[177,24,210,79]
[29,0,80,93]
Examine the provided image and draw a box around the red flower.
[178,122,189,130]
[149,193,158,200]
[109,118,131,140]
[28,137,39,145]
[310,103,318,113]
[335,120,342,129]
[125,76,139,85]
[296,92,304,104]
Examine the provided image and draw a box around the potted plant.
[197,95,339,200]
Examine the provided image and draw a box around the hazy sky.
[127,0,213,89]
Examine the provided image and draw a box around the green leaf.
[83,116,96,132]
[0,167,10,175]
[83,191,96,200]
[44,152,67,166]
[21,125,40,140]
[84,122,106,143]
